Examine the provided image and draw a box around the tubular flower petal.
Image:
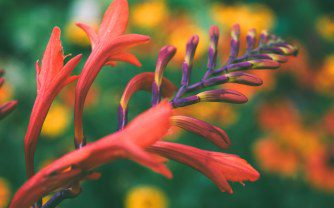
[10,102,173,208]
[118,72,176,129]
[172,116,231,149]
[148,142,259,193]
[74,0,150,147]
[24,27,82,178]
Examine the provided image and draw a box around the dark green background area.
[1,0,334,207]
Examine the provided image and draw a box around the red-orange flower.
[148,142,260,194]
[10,102,172,208]
[306,146,334,192]
[74,0,150,146]
[253,138,299,177]
[24,27,82,178]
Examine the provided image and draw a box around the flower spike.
[74,0,150,147]
[24,27,82,178]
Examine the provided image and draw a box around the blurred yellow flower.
[0,178,11,208]
[211,3,275,35]
[317,15,334,42]
[0,82,13,103]
[125,186,168,208]
[132,1,169,29]
[41,103,70,138]
[168,21,208,62]
[65,0,100,47]
[65,21,99,47]
[42,195,52,206]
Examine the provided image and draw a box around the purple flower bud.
[226,62,253,72]
[208,26,220,70]
[155,45,177,87]
[246,29,257,52]
[227,72,263,86]
[172,95,200,107]
[204,76,229,87]
[182,36,199,87]
[197,89,248,104]
[0,100,18,120]
[248,60,280,69]
[228,24,240,64]
[250,54,288,63]
[259,30,269,46]
[153,46,177,105]
[263,46,296,56]
[172,116,231,149]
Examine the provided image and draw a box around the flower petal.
[98,0,129,41]
[104,34,150,57]
[39,27,64,90]
[76,22,98,49]
[109,52,142,67]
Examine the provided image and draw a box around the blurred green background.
[1,0,334,207]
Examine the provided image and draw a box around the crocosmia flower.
[148,142,260,194]
[74,0,150,147]
[24,27,82,178]
[9,102,172,208]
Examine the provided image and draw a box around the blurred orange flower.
[0,178,11,208]
[0,82,13,104]
[257,100,300,132]
[315,54,334,95]
[254,138,299,177]
[306,146,334,192]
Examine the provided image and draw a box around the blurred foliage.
[1,0,334,207]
